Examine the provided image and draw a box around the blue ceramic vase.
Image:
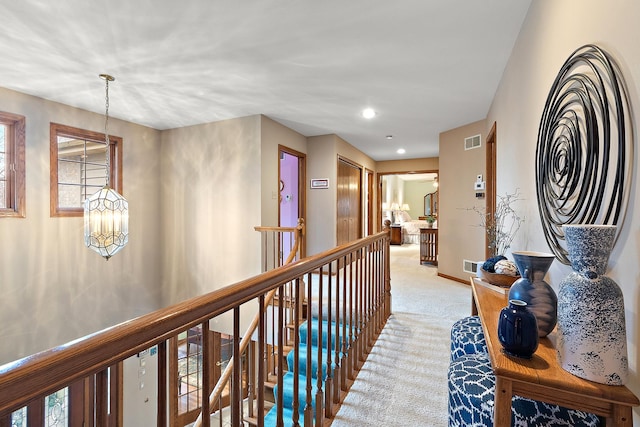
[497,299,539,358]
[556,225,628,385]
[508,251,557,337]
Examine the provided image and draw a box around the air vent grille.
[464,134,482,150]
[463,259,480,274]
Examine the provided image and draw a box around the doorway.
[365,169,374,236]
[377,171,438,231]
[485,122,497,259]
[336,157,362,245]
[279,145,306,258]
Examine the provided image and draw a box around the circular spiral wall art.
[536,44,633,264]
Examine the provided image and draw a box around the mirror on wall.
[424,191,438,217]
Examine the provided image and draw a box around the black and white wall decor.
[536,44,634,264]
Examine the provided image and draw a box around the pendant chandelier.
[83,74,129,260]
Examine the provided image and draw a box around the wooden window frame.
[0,111,26,218]
[50,123,123,217]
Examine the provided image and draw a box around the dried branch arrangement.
[469,190,524,258]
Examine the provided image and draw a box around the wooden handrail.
[192,219,305,427]
[0,225,389,420]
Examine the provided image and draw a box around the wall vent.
[464,134,482,150]
[463,259,481,274]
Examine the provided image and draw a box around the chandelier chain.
[101,74,114,187]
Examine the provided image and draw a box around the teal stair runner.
[263,318,350,426]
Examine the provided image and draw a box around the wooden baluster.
[356,248,367,364]
[201,323,211,427]
[27,399,44,426]
[368,245,376,350]
[273,231,279,269]
[314,268,324,426]
[371,242,377,339]
[303,272,313,426]
[95,369,109,427]
[286,281,292,345]
[212,332,221,414]
[347,252,358,380]
[292,278,301,427]
[257,294,265,427]
[277,287,285,427]
[360,247,367,358]
[361,245,368,363]
[372,241,383,334]
[324,263,334,418]
[333,259,341,405]
[375,241,380,333]
[353,248,362,371]
[381,240,388,330]
[340,255,348,392]
[231,309,241,427]
[271,290,277,379]
[382,241,388,330]
[247,341,255,420]
[384,237,391,320]
[168,336,178,425]
[157,340,167,427]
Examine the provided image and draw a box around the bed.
[395,211,431,244]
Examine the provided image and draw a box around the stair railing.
[191,219,305,427]
[0,225,390,427]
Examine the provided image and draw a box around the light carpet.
[331,244,471,427]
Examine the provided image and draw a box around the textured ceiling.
[0,0,531,160]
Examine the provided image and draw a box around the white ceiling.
[0,1,531,161]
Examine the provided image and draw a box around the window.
[0,111,26,218]
[50,123,123,217]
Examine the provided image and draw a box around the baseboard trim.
[437,272,469,285]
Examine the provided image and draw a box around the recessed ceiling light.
[362,108,376,119]
[397,148,406,154]
[386,135,393,140]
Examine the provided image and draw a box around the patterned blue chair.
[450,316,487,362]
[448,353,601,427]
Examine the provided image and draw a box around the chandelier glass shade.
[84,186,129,259]
[84,74,129,260]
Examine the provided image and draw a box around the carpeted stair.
[263,318,349,426]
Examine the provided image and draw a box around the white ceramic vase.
[556,224,628,385]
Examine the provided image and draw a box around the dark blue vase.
[497,299,539,359]
[508,251,557,337]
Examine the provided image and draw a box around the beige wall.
[404,180,437,219]
[0,87,163,365]
[306,134,377,255]
[306,135,338,255]
[260,115,307,229]
[437,120,487,281]
[376,157,438,174]
[487,0,640,420]
[160,115,264,335]
[160,116,262,304]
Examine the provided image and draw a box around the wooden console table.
[470,277,639,426]
[419,227,437,265]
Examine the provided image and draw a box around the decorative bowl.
[479,267,519,288]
